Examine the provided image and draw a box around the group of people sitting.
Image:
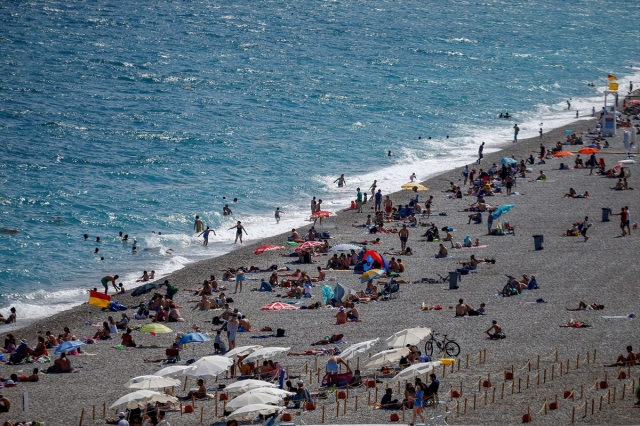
[499,274,538,296]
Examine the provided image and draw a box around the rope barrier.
[533,399,548,415]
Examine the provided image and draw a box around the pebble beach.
[2,114,640,426]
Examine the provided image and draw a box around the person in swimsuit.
[194,215,203,233]
[198,226,216,246]
[334,174,346,187]
[398,225,409,251]
[326,354,350,386]
[275,207,283,223]
[101,275,119,295]
[229,221,248,243]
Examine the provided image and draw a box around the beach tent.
[361,250,390,272]
[260,302,298,311]
[254,245,284,255]
[490,205,515,220]
[500,157,517,165]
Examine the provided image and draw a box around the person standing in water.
[334,174,346,187]
[477,142,485,164]
[194,215,203,233]
[198,226,216,246]
[230,221,248,243]
[513,124,520,143]
[101,275,119,295]
[275,207,283,224]
[369,180,377,197]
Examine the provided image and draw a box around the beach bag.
[276,328,285,337]
[226,297,234,303]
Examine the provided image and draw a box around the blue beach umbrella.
[55,340,86,355]
[490,205,515,220]
[500,157,517,165]
[178,332,210,345]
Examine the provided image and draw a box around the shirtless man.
[136,271,150,282]
[239,316,251,331]
[536,171,547,181]
[346,303,359,322]
[607,346,638,367]
[311,334,343,346]
[435,244,448,258]
[101,275,119,294]
[290,228,303,243]
[485,320,505,339]
[326,353,350,386]
[223,204,232,215]
[194,215,203,233]
[566,301,604,311]
[398,225,409,251]
[335,307,347,324]
[383,196,393,217]
[312,266,326,282]
[184,379,207,399]
[455,299,472,317]
[191,295,212,311]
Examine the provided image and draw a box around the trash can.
[448,271,461,289]
[533,235,544,251]
[601,207,612,222]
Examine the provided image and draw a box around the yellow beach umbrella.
[139,323,173,334]
[401,182,429,191]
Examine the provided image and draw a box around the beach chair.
[504,222,516,236]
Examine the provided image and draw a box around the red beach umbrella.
[578,148,600,154]
[260,302,298,311]
[553,151,574,157]
[294,241,324,252]
[253,244,284,255]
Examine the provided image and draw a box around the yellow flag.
[609,83,619,91]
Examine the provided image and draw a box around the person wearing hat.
[290,380,313,409]
[485,320,506,339]
[334,306,347,324]
[117,411,129,426]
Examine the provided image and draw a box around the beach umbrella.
[139,324,173,335]
[401,183,428,191]
[388,362,441,383]
[294,241,324,252]
[329,243,362,252]
[110,390,160,409]
[362,348,409,369]
[226,392,282,411]
[578,148,600,154]
[334,283,355,303]
[178,332,210,345]
[225,379,277,393]
[500,157,518,165]
[260,302,298,311]
[311,210,333,218]
[339,338,380,361]
[385,327,432,348]
[360,269,385,283]
[245,387,295,398]
[154,365,192,377]
[565,129,573,135]
[254,244,284,255]
[54,340,86,355]
[126,375,180,390]
[553,151,574,157]
[490,204,515,220]
[242,347,290,364]
[226,404,284,420]
[185,355,234,378]
[224,345,264,358]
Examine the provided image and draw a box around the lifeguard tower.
[602,75,619,137]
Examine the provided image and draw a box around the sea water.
[0,0,639,320]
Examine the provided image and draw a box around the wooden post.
[466,353,469,368]
[458,360,460,372]
[587,350,590,364]
[580,384,583,400]
[571,406,575,424]
[451,360,454,373]
[357,357,360,370]
[200,407,204,424]
[473,394,476,410]
[322,405,325,423]
[442,363,446,378]
[576,353,580,369]
[571,388,575,401]
[544,399,548,415]
[613,387,616,403]
[483,348,487,363]
[336,400,339,418]
[478,377,481,392]
[551,365,555,381]
[456,401,460,417]
[518,377,521,393]
[223,400,226,415]
[315,357,318,372]
[397,381,400,394]
[492,386,496,403]
[215,392,218,417]
[528,359,531,372]
[592,398,595,415]
[555,347,559,363]
[559,361,563,377]
[599,395,603,411]
[305,361,309,374]
[526,375,529,389]
[622,383,626,400]
[449,385,453,402]
[511,381,515,395]
[92,406,95,421]
[464,397,467,414]
[317,367,320,383]
[460,381,463,397]
[344,396,347,415]
[180,403,183,416]
[103,402,106,419]
[355,395,358,411]
[375,386,378,403]
[484,390,487,405]
[402,404,405,421]
[368,390,371,406]
[184,376,188,391]
[79,408,85,426]
[501,383,504,399]
[567,358,570,373]
[478,350,482,364]
[537,371,540,386]
[607,388,611,404]
[544,369,546,384]
[593,348,596,363]
[537,355,540,370]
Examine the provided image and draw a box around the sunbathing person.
[455,299,472,317]
[560,319,590,328]
[605,346,638,367]
[288,347,338,356]
[46,353,73,373]
[92,322,111,340]
[182,378,208,399]
[434,244,448,258]
[566,301,604,311]
[311,334,344,346]
[563,188,577,198]
[26,336,46,357]
[383,247,413,256]
[485,320,505,339]
[191,295,214,311]
[345,303,359,322]
[458,255,484,270]
[334,306,347,324]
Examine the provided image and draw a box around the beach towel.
[430,256,452,259]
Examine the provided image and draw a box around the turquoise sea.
[0,0,639,319]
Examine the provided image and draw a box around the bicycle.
[424,331,460,357]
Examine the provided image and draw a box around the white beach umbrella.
[385,327,432,348]
[226,403,285,420]
[185,355,234,378]
[245,387,295,398]
[329,244,362,252]
[154,365,192,377]
[361,348,409,369]
[148,393,178,405]
[224,345,264,358]
[388,361,441,383]
[339,338,380,361]
[226,392,282,411]
[242,347,290,364]
[225,379,277,393]
[126,375,181,390]
[110,390,160,409]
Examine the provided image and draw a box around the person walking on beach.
[101,275,119,294]
[369,180,377,197]
[383,196,393,217]
[198,226,216,246]
[477,142,485,164]
[374,189,382,212]
[334,174,346,187]
[275,207,283,224]
[399,225,409,251]
[311,197,316,215]
[411,382,426,425]
[194,215,203,233]
[513,124,520,143]
[230,221,248,243]
[462,165,469,185]
[613,207,630,237]
[356,188,363,213]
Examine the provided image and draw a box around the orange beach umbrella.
[553,151,574,157]
[253,244,284,255]
[578,148,600,154]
